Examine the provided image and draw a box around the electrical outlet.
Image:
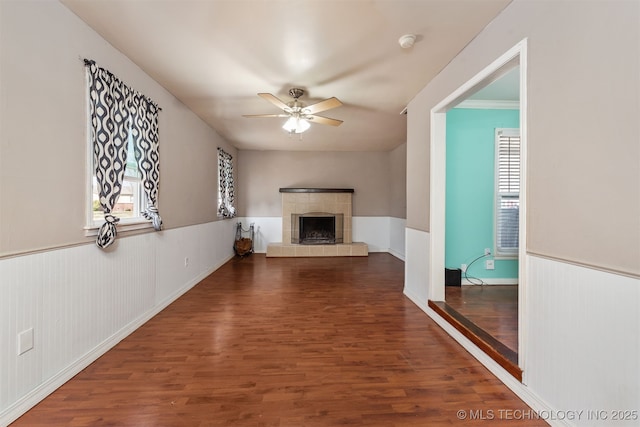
[485,259,495,270]
[484,248,491,255]
[18,328,34,355]
[461,264,467,272]
[184,257,189,267]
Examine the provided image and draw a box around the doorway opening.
[428,40,528,382]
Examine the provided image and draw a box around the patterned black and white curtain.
[131,93,162,231]
[217,148,236,218]
[86,60,162,248]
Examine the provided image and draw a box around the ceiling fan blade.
[258,93,290,111]
[304,97,342,114]
[307,115,343,127]
[242,114,289,118]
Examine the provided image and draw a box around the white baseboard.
[388,247,405,261]
[462,278,518,285]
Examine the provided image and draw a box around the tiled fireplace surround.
[266,188,369,257]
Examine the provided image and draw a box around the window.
[85,59,162,248]
[217,147,236,218]
[495,128,520,257]
[90,136,145,224]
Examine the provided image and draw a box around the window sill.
[84,219,153,237]
[494,254,518,260]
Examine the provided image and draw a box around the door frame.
[428,39,529,379]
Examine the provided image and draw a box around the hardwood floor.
[12,254,545,426]
[428,285,520,381]
[445,286,518,353]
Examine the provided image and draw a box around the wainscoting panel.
[389,217,406,260]
[403,227,430,307]
[236,217,281,254]
[352,216,388,252]
[200,220,237,272]
[0,220,236,426]
[526,256,640,422]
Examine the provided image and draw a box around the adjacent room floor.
[445,285,518,353]
[13,254,543,427]
[428,284,520,380]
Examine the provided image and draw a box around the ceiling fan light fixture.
[283,116,310,134]
[246,89,342,134]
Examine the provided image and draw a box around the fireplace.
[265,188,368,257]
[292,213,344,245]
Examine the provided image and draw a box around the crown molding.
[455,99,520,110]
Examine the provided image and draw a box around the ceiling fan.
[243,88,343,134]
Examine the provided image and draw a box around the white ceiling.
[61,0,512,152]
[468,66,520,102]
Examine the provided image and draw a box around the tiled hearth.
[266,188,368,257]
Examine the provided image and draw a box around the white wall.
[0,0,236,256]
[0,220,236,426]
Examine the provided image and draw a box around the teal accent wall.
[445,108,519,281]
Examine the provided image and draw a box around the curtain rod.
[81,57,162,111]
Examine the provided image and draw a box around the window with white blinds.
[495,129,520,256]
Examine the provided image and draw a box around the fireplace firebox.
[291,213,344,245]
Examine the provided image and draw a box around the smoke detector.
[398,34,416,49]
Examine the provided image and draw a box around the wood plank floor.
[427,300,520,382]
[445,286,518,353]
[12,254,546,426]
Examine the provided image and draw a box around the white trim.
[455,99,520,110]
[85,67,94,229]
[388,248,405,261]
[83,219,153,237]
[430,39,528,372]
[429,112,447,302]
[462,278,518,285]
[431,43,523,113]
[516,39,529,382]
[527,250,640,280]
